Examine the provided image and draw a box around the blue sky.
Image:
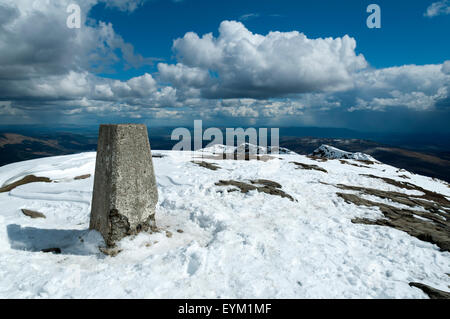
[0,0,449,133]
[90,0,450,76]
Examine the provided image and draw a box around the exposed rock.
[21,209,46,219]
[0,175,52,193]
[197,153,276,162]
[409,282,450,299]
[166,231,173,238]
[358,160,376,165]
[291,161,327,173]
[41,248,61,254]
[311,145,378,162]
[192,161,221,171]
[216,179,295,202]
[74,174,91,180]
[307,156,328,162]
[250,179,283,189]
[216,180,257,193]
[360,174,450,207]
[99,246,122,257]
[336,190,450,252]
[339,160,371,168]
[334,184,449,219]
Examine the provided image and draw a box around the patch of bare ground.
[250,179,283,189]
[191,161,221,171]
[21,209,46,219]
[332,177,450,251]
[358,159,376,165]
[0,174,94,193]
[360,174,450,207]
[291,162,327,173]
[0,175,52,193]
[409,282,450,299]
[74,174,91,180]
[306,156,328,162]
[338,192,450,252]
[339,160,371,168]
[215,179,295,202]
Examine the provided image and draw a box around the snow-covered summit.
[312,144,378,162]
[0,150,448,298]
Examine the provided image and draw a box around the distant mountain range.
[279,137,450,182]
[1,127,449,182]
[0,132,97,166]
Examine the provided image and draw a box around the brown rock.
[0,175,52,193]
[21,209,46,219]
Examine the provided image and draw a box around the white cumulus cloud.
[162,20,368,98]
[424,0,450,17]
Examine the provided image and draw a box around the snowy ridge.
[200,143,297,155]
[199,144,236,154]
[0,151,449,298]
[312,144,378,162]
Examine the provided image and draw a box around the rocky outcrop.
[21,209,46,219]
[216,179,295,202]
[291,161,327,173]
[0,175,52,193]
[409,282,450,299]
[333,179,450,252]
[312,145,377,162]
[192,161,221,171]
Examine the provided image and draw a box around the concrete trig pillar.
[90,124,158,246]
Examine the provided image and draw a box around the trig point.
[90,124,158,246]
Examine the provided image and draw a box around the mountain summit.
[312,144,378,162]
[0,148,448,298]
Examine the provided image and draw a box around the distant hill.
[1,128,449,182]
[279,137,450,182]
[0,132,97,166]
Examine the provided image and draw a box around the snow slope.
[0,148,449,298]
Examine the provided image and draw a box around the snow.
[0,150,449,299]
[312,144,378,162]
[200,143,297,155]
[200,144,236,154]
